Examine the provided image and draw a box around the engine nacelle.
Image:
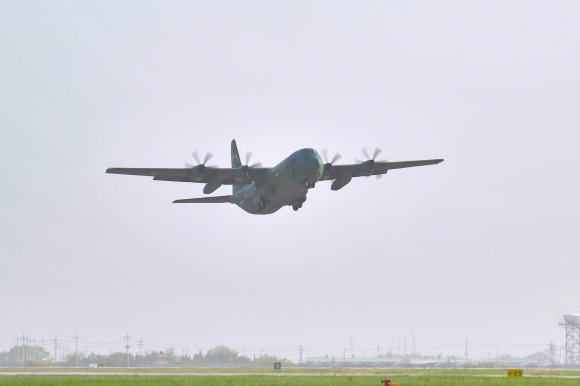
[203,177,223,194]
[331,173,352,191]
[359,160,375,177]
[188,165,205,182]
[233,165,250,184]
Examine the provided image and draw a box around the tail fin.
[231,139,242,168]
[231,139,243,194]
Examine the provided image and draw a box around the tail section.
[231,139,242,168]
[231,139,243,194]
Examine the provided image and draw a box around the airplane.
[106,140,443,215]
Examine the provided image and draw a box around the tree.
[526,351,550,364]
[205,346,251,364]
[193,350,206,364]
[164,348,177,364]
[252,354,292,367]
[0,345,50,366]
[104,351,134,367]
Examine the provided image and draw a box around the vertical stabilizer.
[231,139,242,168]
[231,139,242,194]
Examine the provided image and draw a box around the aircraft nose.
[308,150,324,180]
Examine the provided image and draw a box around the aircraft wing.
[319,159,444,181]
[105,166,269,185]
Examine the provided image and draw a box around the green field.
[0,375,580,386]
[1,368,580,385]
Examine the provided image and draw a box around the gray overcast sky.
[1,1,579,360]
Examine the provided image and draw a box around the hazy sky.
[1,1,579,361]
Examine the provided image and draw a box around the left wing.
[320,159,444,181]
[105,166,269,184]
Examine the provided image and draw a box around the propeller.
[321,149,342,179]
[234,152,262,183]
[184,151,215,182]
[361,147,382,162]
[185,151,213,168]
[244,152,262,168]
[321,149,342,165]
[357,147,386,178]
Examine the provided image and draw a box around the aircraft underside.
[233,179,310,214]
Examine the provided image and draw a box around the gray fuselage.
[231,148,323,214]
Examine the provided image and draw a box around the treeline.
[0,345,293,367]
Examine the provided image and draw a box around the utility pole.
[53,337,58,365]
[549,342,556,366]
[138,338,144,357]
[299,345,303,364]
[397,335,401,357]
[350,337,354,358]
[40,339,45,361]
[124,333,131,367]
[22,335,27,363]
[28,335,32,362]
[74,334,80,366]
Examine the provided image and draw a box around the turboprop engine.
[187,165,205,181]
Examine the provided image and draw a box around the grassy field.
[1,375,580,385]
[1,368,580,385]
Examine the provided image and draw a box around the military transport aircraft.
[106,140,443,215]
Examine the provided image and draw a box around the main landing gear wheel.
[256,197,269,213]
[292,197,307,211]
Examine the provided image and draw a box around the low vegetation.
[1,369,580,385]
[0,374,580,386]
[0,345,292,367]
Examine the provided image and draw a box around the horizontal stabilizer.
[106,167,189,177]
[173,195,232,204]
[380,159,444,169]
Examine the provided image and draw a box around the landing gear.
[306,180,316,189]
[254,196,269,213]
[291,196,307,211]
[258,199,268,212]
